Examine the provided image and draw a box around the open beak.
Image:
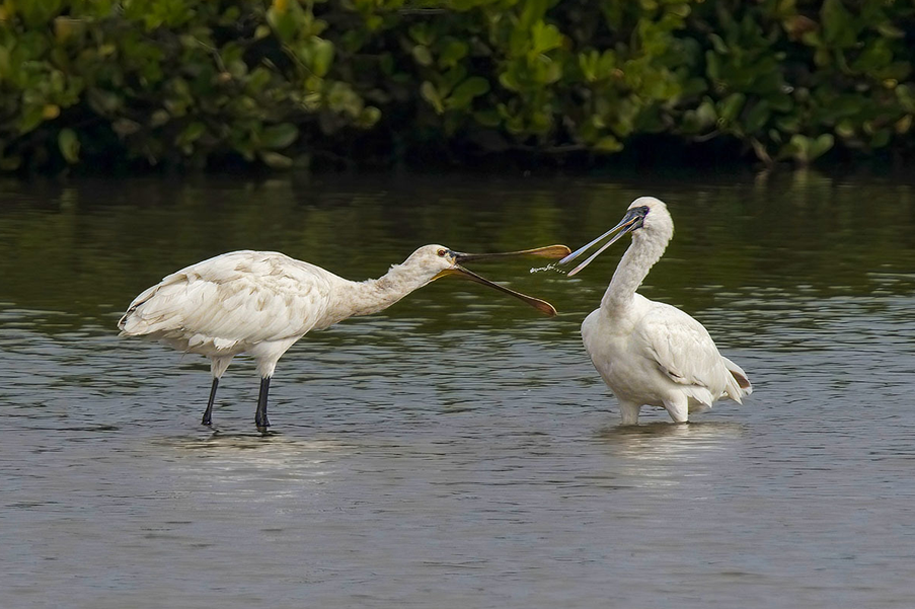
[558,209,645,277]
[453,244,571,263]
[435,245,570,316]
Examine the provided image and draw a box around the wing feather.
[635,302,739,405]
[118,251,339,351]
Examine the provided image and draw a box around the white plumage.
[561,197,752,425]
[119,244,567,432]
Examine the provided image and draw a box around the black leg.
[255,376,271,433]
[202,377,219,426]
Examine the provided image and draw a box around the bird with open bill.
[119,244,569,433]
[559,196,752,425]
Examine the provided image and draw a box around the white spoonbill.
[559,197,751,425]
[119,244,568,432]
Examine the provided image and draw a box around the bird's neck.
[601,229,670,314]
[341,262,434,319]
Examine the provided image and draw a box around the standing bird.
[119,244,568,432]
[559,197,751,425]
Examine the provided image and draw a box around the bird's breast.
[581,309,667,406]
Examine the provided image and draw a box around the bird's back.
[118,250,343,355]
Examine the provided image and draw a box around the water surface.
[2,171,914,608]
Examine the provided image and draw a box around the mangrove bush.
[0,0,913,172]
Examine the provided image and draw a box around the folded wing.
[118,251,337,352]
[635,302,746,405]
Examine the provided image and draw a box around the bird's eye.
[437,249,447,257]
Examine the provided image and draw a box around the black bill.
[559,208,648,276]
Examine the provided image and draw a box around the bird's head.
[400,243,570,316]
[623,196,669,233]
[559,196,673,277]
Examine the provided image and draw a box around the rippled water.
[2,171,915,607]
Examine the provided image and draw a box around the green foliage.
[1,0,914,172]
[0,0,378,171]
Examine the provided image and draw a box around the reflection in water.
[593,422,746,495]
[2,173,915,608]
[159,433,352,457]
[153,435,350,506]
[599,420,745,459]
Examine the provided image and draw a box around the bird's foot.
[255,414,271,435]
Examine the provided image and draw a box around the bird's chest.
[581,310,665,404]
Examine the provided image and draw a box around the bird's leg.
[202,377,219,426]
[618,400,641,426]
[204,356,233,427]
[255,376,271,433]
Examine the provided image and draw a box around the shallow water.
[2,171,915,608]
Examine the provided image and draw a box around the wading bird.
[119,244,568,432]
[559,197,751,425]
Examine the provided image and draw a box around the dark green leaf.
[261,123,299,149]
[821,0,857,48]
[446,77,490,110]
[593,135,623,152]
[259,151,293,168]
[58,128,80,164]
[420,81,443,114]
[311,38,334,77]
[412,45,433,67]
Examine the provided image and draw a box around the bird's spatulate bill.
[455,245,571,262]
[440,266,558,316]
[559,211,643,276]
[565,230,631,277]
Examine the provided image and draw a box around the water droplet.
[529,263,566,274]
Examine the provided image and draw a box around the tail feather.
[118,282,188,336]
[118,283,160,333]
[722,356,752,396]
